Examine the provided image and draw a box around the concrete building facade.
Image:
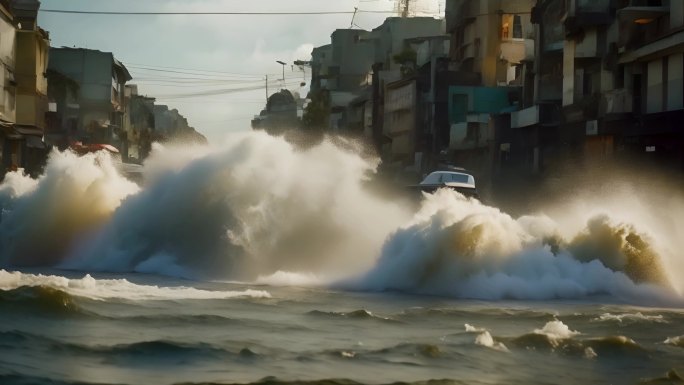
[47,47,132,146]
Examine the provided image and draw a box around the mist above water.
[0,132,681,304]
[62,132,410,280]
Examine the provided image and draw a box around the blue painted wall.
[448,86,517,124]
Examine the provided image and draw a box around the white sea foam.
[254,271,324,287]
[534,320,580,340]
[664,336,684,347]
[0,150,139,267]
[475,331,509,352]
[0,270,270,300]
[352,189,681,304]
[595,312,666,323]
[584,347,598,359]
[465,323,487,333]
[59,132,410,281]
[0,132,682,305]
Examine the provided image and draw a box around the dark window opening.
[583,72,593,96]
[513,15,523,39]
[615,65,625,88]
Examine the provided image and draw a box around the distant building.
[442,0,535,182]
[251,89,300,134]
[309,44,332,95]
[370,17,447,168]
[47,47,132,146]
[123,85,155,161]
[371,17,446,72]
[153,104,206,145]
[308,17,445,134]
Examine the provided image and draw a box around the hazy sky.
[38,0,444,142]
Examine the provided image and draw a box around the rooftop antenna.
[396,0,410,18]
[349,7,358,28]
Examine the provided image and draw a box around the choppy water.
[1,270,683,385]
[1,132,683,384]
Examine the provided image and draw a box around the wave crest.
[351,190,680,304]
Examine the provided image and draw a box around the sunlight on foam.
[0,150,139,267]
[0,270,270,300]
[534,320,580,340]
[475,331,509,352]
[59,132,410,281]
[254,271,324,287]
[664,336,684,348]
[353,188,683,305]
[595,312,666,323]
[465,323,487,333]
[0,131,682,306]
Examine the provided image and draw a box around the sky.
[38,0,444,143]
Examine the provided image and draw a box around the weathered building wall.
[0,8,16,123]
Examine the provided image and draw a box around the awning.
[14,125,44,136]
[26,135,46,149]
[619,29,684,63]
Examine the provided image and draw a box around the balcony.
[600,88,633,115]
[500,39,535,63]
[563,93,600,123]
[565,0,613,35]
[511,105,539,128]
[617,0,668,25]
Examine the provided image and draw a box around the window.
[583,72,593,96]
[513,15,523,39]
[502,15,523,40]
[615,65,625,88]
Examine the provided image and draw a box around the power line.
[128,65,269,79]
[40,9,395,16]
[151,80,304,99]
[126,63,271,77]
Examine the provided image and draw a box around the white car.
[415,170,478,198]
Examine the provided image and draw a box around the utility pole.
[265,75,269,103]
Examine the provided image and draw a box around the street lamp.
[276,60,286,87]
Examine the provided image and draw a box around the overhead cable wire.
[128,66,269,78]
[40,9,396,16]
[127,63,272,77]
[152,81,303,99]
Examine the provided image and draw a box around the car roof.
[421,171,476,187]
